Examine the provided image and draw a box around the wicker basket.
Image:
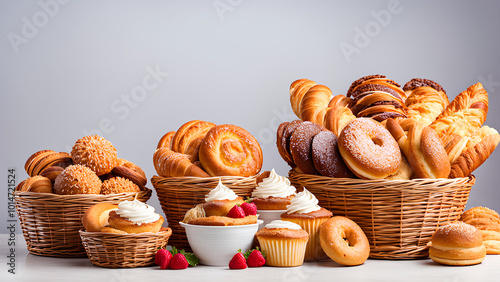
[151,175,256,250]
[80,228,172,268]
[14,189,152,257]
[288,170,475,259]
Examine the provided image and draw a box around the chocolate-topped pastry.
[403,78,446,94]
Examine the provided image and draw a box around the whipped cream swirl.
[252,169,296,199]
[265,220,302,230]
[115,199,160,225]
[286,188,321,214]
[205,178,238,202]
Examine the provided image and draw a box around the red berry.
[170,253,189,270]
[246,250,266,267]
[241,202,257,216]
[227,205,245,218]
[155,249,172,269]
[228,252,247,269]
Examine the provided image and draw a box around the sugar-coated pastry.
[21,175,53,193]
[251,169,296,210]
[203,179,244,216]
[108,200,164,233]
[338,118,401,179]
[403,78,449,126]
[319,216,370,266]
[157,131,176,149]
[461,206,500,255]
[311,130,355,178]
[71,135,118,176]
[153,147,209,177]
[25,150,72,177]
[255,220,309,267]
[428,222,486,266]
[199,124,263,177]
[386,118,450,179]
[290,122,323,175]
[53,165,102,195]
[82,203,118,232]
[171,120,216,161]
[281,188,332,261]
[101,177,141,194]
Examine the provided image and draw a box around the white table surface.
[1,234,499,282]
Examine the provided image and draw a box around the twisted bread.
[403,78,449,126]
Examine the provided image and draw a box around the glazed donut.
[319,216,370,266]
[277,120,303,167]
[289,121,323,175]
[53,165,102,194]
[82,203,118,232]
[338,118,401,179]
[71,135,118,176]
[199,124,263,177]
[171,120,216,161]
[311,130,355,178]
[157,131,176,149]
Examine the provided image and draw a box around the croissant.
[290,79,318,120]
[430,82,488,139]
[153,147,209,177]
[403,78,449,126]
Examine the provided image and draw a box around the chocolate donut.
[311,131,355,178]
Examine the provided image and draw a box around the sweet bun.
[311,130,355,178]
[101,177,141,194]
[21,175,53,193]
[338,118,401,179]
[289,121,323,175]
[71,135,118,176]
[53,165,102,195]
[82,203,118,232]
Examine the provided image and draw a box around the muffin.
[203,179,245,216]
[252,169,296,210]
[108,200,164,233]
[281,188,332,261]
[255,220,309,267]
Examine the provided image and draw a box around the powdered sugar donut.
[312,131,355,178]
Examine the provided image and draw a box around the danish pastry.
[199,124,263,177]
[71,135,118,176]
[171,120,216,161]
[53,164,102,195]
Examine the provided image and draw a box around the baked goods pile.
[82,200,169,234]
[280,75,500,179]
[461,206,500,255]
[18,135,148,194]
[154,120,263,177]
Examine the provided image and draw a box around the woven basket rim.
[14,188,152,199]
[151,175,256,181]
[79,228,172,238]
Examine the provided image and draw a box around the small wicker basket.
[14,189,152,257]
[288,170,475,259]
[80,228,172,268]
[151,175,256,250]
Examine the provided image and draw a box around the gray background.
[1,0,500,234]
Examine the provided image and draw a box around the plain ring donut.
[319,216,370,266]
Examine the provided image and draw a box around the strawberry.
[227,205,245,218]
[228,252,247,269]
[170,253,189,270]
[241,202,257,216]
[155,249,172,269]
[246,250,266,267]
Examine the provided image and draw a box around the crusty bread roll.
[82,203,118,232]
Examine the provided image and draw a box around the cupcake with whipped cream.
[252,169,296,210]
[281,188,332,261]
[107,199,164,233]
[255,220,309,267]
[203,178,244,216]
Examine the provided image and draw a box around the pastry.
[82,203,118,232]
[157,131,176,149]
[25,150,72,177]
[319,216,370,266]
[251,169,296,210]
[281,188,332,261]
[323,95,356,137]
[71,135,118,176]
[385,154,413,180]
[199,124,263,177]
[153,147,209,177]
[276,122,295,167]
[289,78,318,120]
[255,220,309,267]
[19,175,53,193]
[203,179,245,216]
[112,159,147,188]
[449,126,500,178]
[428,221,486,266]
[338,118,401,179]
[100,227,128,234]
[40,166,65,182]
[403,78,449,126]
[386,118,450,179]
[170,120,216,161]
[108,199,164,233]
[187,215,258,226]
[101,176,141,194]
[461,206,500,254]
[53,165,102,195]
[300,84,333,125]
[277,120,303,168]
[311,130,355,178]
[289,121,323,175]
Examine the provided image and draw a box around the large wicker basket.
[14,189,152,257]
[151,175,256,250]
[80,227,172,268]
[288,170,474,259]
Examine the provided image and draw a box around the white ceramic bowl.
[257,210,286,230]
[180,220,263,266]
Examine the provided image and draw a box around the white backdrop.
[1,0,500,233]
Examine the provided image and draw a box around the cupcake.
[281,188,332,261]
[108,199,164,233]
[203,179,245,216]
[255,220,309,267]
[252,169,296,210]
